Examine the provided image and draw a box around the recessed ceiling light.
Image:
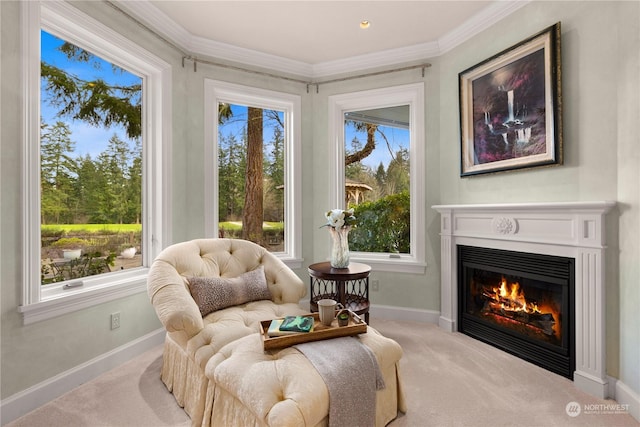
[360,20,371,29]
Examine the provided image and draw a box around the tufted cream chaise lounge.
[148,238,405,426]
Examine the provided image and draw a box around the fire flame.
[494,277,542,314]
[477,276,561,339]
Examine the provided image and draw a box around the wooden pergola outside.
[345,179,373,206]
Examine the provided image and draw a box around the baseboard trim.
[612,376,640,422]
[0,328,165,425]
[370,304,440,324]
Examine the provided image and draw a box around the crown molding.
[311,41,441,79]
[189,35,314,77]
[114,0,192,51]
[438,0,532,54]
[114,0,529,80]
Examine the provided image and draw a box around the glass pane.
[344,106,410,254]
[40,30,143,285]
[217,103,285,251]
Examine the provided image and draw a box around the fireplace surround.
[432,201,615,399]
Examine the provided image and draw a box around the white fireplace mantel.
[432,201,616,399]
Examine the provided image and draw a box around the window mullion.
[21,0,42,305]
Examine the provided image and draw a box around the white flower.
[324,208,356,229]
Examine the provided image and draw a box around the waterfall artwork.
[472,49,545,163]
[459,23,562,176]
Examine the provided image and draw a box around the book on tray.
[267,316,314,337]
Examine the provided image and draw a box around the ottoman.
[202,327,406,426]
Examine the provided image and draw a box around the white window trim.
[19,1,172,324]
[328,83,426,274]
[203,80,302,268]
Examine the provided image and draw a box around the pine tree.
[40,121,77,224]
[41,41,141,139]
[95,135,133,223]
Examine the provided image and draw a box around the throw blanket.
[294,337,385,427]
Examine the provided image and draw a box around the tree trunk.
[242,107,264,245]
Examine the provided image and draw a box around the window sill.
[18,270,149,325]
[281,257,304,270]
[348,255,426,274]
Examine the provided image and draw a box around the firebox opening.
[458,245,575,379]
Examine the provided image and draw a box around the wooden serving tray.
[260,312,367,350]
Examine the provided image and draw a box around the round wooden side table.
[308,261,371,324]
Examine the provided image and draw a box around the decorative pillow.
[187,266,272,317]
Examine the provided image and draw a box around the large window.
[20,1,171,323]
[40,29,144,284]
[204,80,302,266]
[328,84,425,273]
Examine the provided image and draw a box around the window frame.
[203,80,302,268]
[19,1,172,324]
[328,83,426,273]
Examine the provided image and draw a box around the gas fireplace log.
[481,291,527,310]
[484,302,555,322]
[482,302,556,335]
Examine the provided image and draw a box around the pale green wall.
[613,1,640,398]
[1,0,638,408]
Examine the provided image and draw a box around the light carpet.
[5,319,638,427]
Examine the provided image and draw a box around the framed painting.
[459,22,562,176]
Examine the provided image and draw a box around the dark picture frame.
[459,22,562,176]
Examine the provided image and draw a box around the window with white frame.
[204,80,302,267]
[20,1,171,324]
[328,84,426,273]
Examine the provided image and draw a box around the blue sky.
[218,104,285,161]
[41,30,141,159]
[345,123,409,170]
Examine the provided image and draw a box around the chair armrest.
[148,259,204,338]
[266,263,307,304]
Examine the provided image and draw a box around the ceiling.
[116,1,528,78]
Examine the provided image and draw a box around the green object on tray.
[279,315,314,333]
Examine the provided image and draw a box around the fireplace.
[458,245,574,378]
[432,201,615,398]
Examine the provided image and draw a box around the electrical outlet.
[372,280,379,291]
[111,312,121,330]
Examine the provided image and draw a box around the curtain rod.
[181,57,431,93]
[311,63,432,92]
[106,1,430,92]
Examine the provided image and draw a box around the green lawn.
[43,223,282,233]
[42,224,142,233]
[219,222,283,232]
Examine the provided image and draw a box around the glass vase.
[329,226,350,268]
